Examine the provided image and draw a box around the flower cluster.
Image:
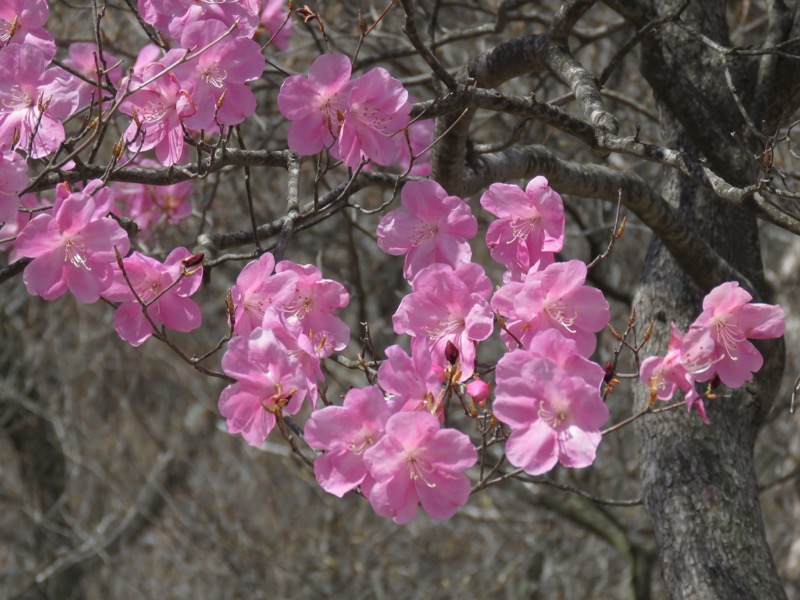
[118,23,265,166]
[0,2,789,529]
[218,253,351,443]
[640,282,785,422]
[305,387,477,524]
[278,54,422,170]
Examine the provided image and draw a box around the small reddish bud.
[445,341,459,365]
[603,361,615,383]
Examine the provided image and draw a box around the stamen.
[408,455,437,488]
[714,317,746,359]
[423,316,462,341]
[507,215,540,242]
[64,240,91,270]
[2,86,33,112]
[538,401,568,428]
[201,65,228,88]
[409,222,438,246]
[545,301,578,333]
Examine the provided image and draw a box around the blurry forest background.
[2,1,800,598]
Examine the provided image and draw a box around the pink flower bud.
[466,379,490,404]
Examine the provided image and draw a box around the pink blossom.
[268,261,351,356]
[395,104,434,176]
[113,169,194,233]
[102,247,202,346]
[640,324,716,423]
[138,0,261,41]
[229,253,296,336]
[492,260,609,356]
[481,176,565,279]
[119,61,197,166]
[0,44,79,158]
[493,356,608,475]
[393,262,494,381]
[1,193,41,255]
[338,67,411,169]
[171,20,265,129]
[305,386,389,497]
[260,0,293,51]
[0,148,27,222]
[690,281,785,388]
[0,0,55,59]
[376,180,477,281]
[522,329,606,389]
[278,54,352,156]
[13,181,131,303]
[219,327,307,446]
[363,411,476,523]
[377,344,445,419]
[63,43,122,111]
[261,308,325,406]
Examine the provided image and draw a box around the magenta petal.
[505,421,559,475]
[313,449,368,497]
[416,469,471,520]
[23,251,67,299]
[558,427,601,468]
[114,301,154,346]
[157,295,201,332]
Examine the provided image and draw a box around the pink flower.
[63,42,122,111]
[690,281,785,388]
[113,172,194,234]
[0,0,55,59]
[492,260,609,356]
[230,253,295,336]
[0,44,78,158]
[268,261,351,356]
[376,180,477,281]
[102,247,202,346]
[640,324,715,423]
[219,327,307,446]
[363,411,476,523]
[119,61,197,166]
[395,103,433,176]
[260,0,293,51]
[14,181,130,303]
[305,386,389,497]
[138,0,261,41]
[519,329,606,389]
[338,67,411,168]
[393,262,494,381]
[493,356,608,475]
[377,344,446,419]
[278,54,352,156]
[1,193,41,255]
[261,308,325,406]
[481,176,565,279]
[171,20,265,129]
[0,148,28,222]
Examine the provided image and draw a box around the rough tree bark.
[627,1,794,597]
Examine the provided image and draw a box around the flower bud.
[466,379,490,404]
[445,341,459,365]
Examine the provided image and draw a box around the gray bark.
[630,1,791,597]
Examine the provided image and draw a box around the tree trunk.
[632,1,789,597]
